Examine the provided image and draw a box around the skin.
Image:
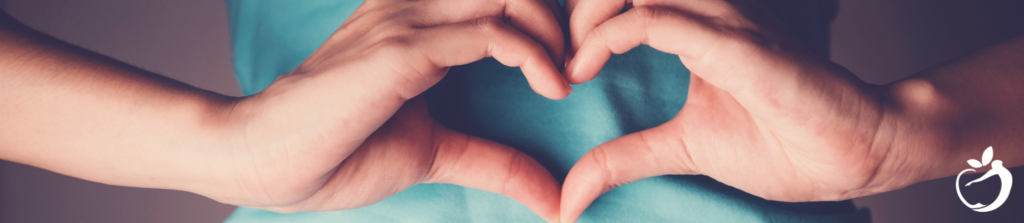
[2,0,1024,222]
[0,0,569,220]
[560,0,1024,222]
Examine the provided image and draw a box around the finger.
[566,6,725,84]
[569,6,863,121]
[416,17,572,99]
[564,0,739,79]
[560,121,696,223]
[565,0,627,51]
[415,0,567,67]
[504,0,568,66]
[426,127,561,222]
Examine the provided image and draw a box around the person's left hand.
[212,0,570,219]
[558,0,920,222]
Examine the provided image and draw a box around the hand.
[560,0,910,221]
[218,0,569,220]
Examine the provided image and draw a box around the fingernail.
[564,59,576,79]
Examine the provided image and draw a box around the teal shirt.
[223,0,865,222]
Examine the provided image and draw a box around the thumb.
[560,121,697,223]
[425,128,561,222]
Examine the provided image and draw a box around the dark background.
[1,0,1023,222]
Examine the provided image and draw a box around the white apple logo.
[956,146,1013,212]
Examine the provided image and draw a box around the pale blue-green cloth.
[223,0,865,222]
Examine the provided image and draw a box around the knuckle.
[501,151,526,194]
[631,6,666,24]
[424,132,471,183]
[631,6,657,19]
[664,126,699,175]
[588,147,624,188]
[475,17,509,34]
[589,147,611,172]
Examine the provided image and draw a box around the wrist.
[154,95,253,205]
[870,78,959,192]
[194,95,282,206]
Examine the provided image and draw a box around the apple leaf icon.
[968,159,983,168]
[982,146,993,166]
[967,146,995,168]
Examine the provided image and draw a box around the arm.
[0,10,239,196]
[558,0,1024,221]
[0,1,568,218]
[885,36,1024,184]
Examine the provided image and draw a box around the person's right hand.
[558,0,912,221]
[211,0,570,220]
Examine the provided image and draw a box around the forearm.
[0,12,241,197]
[883,35,1024,186]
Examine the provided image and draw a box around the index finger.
[434,17,573,99]
[504,0,569,66]
[416,0,568,66]
[565,0,628,51]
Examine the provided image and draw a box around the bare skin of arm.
[558,0,1024,221]
[0,0,571,219]
[0,10,240,196]
[890,36,1024,183]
